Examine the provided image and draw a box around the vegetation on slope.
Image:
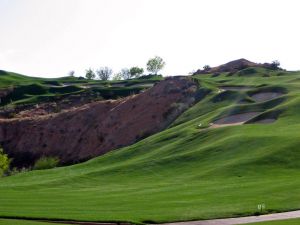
[0,70,163,107]
[0,67,300,223]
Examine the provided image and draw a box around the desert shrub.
[33,156,59,170]
[0,148,10,177]
[8,167,31,176]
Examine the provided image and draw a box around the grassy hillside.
[0,70,162,107]
[1,68,300,223]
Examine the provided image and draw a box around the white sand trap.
[251,92,283,102]
[220,86,251,91]
[210,112,261,128]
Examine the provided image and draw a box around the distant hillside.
[193,58,279,74]
[0,70,163,117]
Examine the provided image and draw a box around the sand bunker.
[220,86,251,91]
[251,92,283,102]
[210,112,261,128]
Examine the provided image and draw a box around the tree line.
[69,56,166,81]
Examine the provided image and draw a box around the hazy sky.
[0,0,300,78]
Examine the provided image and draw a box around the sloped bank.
[0,76,202,167]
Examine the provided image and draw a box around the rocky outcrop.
[0,77,200,167]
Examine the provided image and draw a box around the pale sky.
[0,0,300,78]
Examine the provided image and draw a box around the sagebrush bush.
[0,148,10,177]
[33,156,59,170]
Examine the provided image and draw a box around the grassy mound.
[0,69,300,223]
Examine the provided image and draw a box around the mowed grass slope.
[0,70,162,106]
[1,68,300,223]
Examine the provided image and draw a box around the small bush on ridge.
[33,156,59,170]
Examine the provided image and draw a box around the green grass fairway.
[1,68,300,223]
[246,218,300,224]
[0,219,65,225]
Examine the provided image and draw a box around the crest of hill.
[194,58,274,74]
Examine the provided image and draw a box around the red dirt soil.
[0,77,199,167]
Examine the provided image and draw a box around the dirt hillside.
[0,77,199,167]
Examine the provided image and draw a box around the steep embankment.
[0,77,199,167]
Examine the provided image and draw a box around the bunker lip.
[219,86,252,91]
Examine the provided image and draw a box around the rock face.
[0,77,199,167]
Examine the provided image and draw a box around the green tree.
[271,60,280,70]
[203,65,211,71]
[85,68,96,79]
[119,68,130,80]
[130,67,144,78]
[146,56,165,75]
[112,72,123,81]
[96,67,112,80]
[0,148,10,177]
[68,70,75,77]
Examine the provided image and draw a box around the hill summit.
[194,58,277,74]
